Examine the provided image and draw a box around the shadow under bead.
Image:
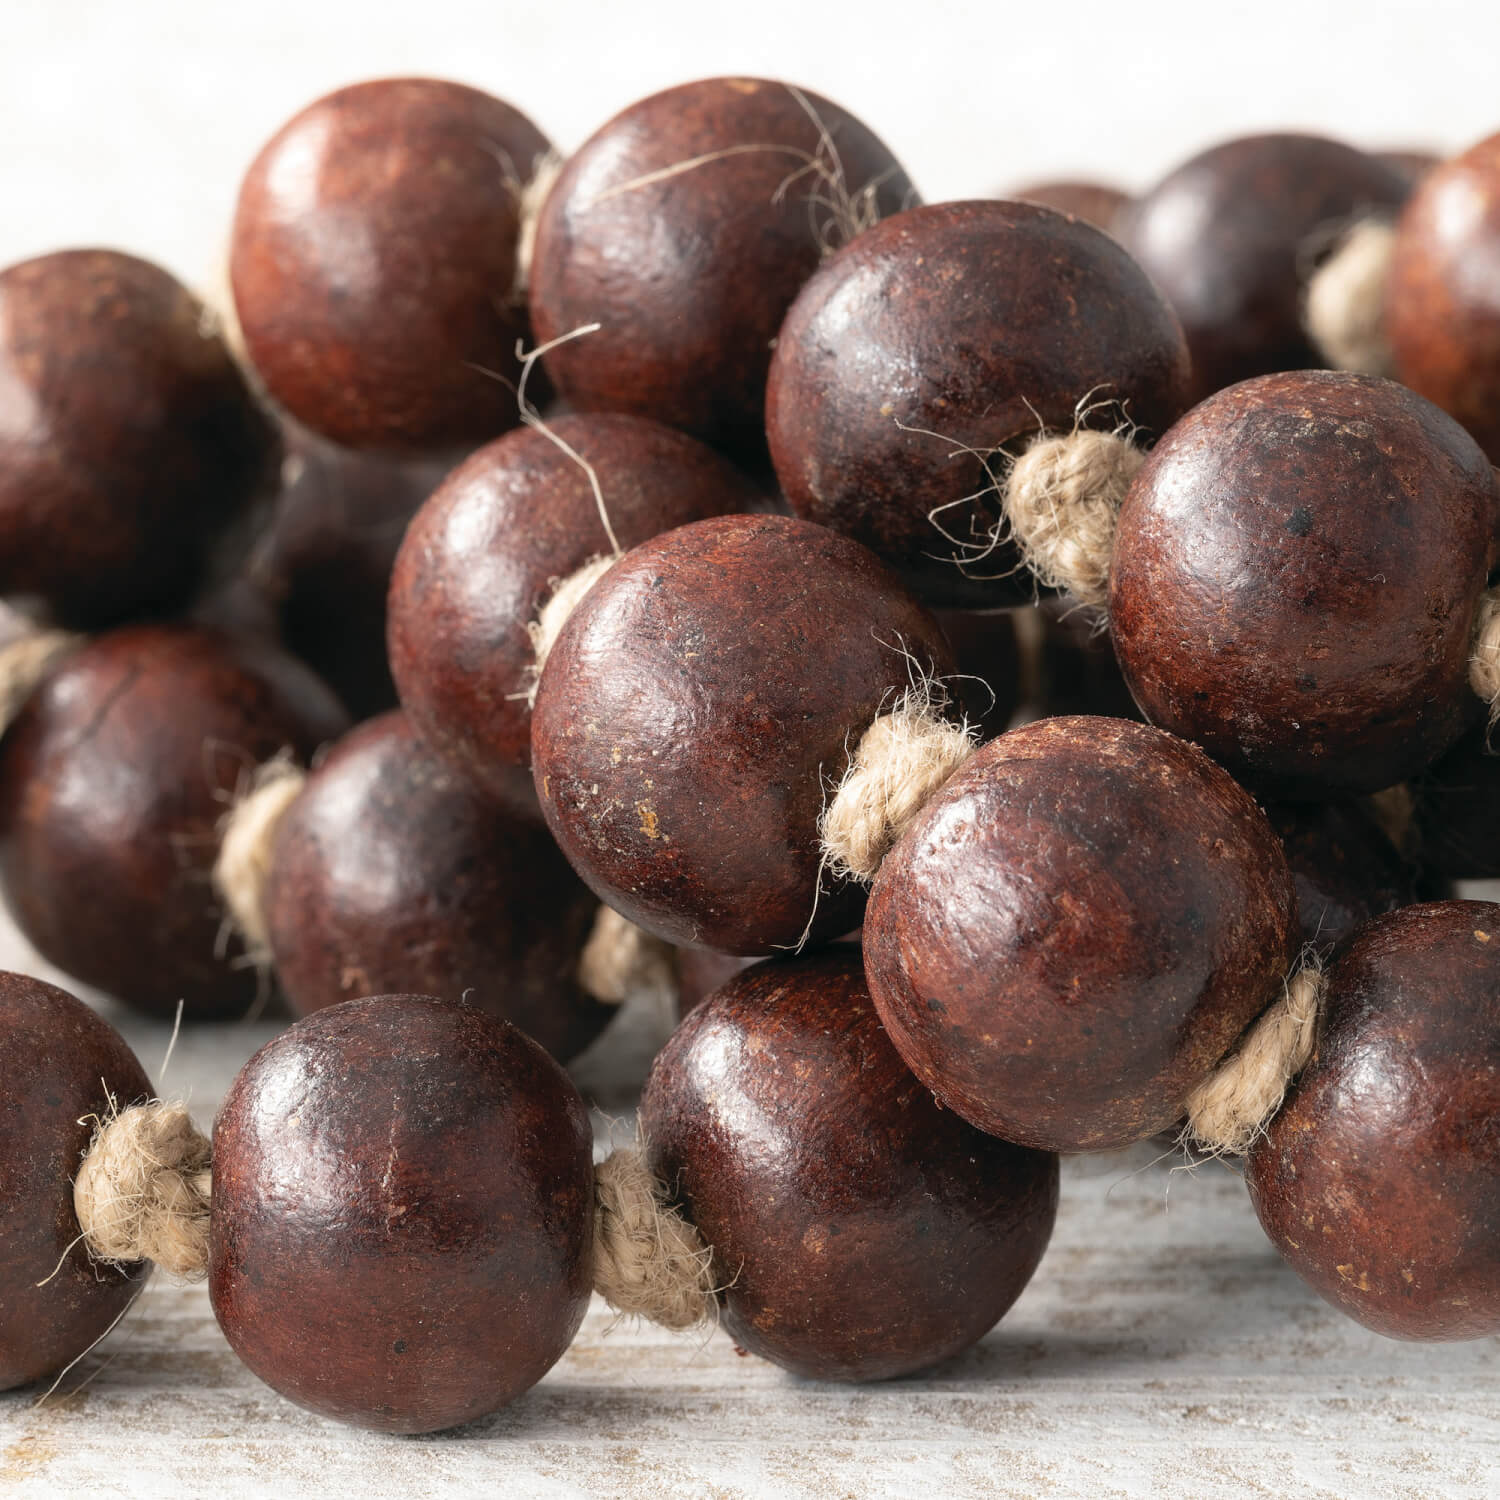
[0,625,349,1019]
[640,950,1059,1381]
[0,974,152,1390]
[230,77,552,452]
[0,250,279,629]
[863,716,1299,1152]
[528,76,915,457]
[1109,370,1499,799]
[263,710,610,1060]
[766,200,1191,609]
[209,995,595,1432]
[1409,725,1500,879]
[1247,901,1500,1340]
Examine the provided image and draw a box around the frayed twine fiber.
[1005,429,1144,606]
[1184,965,1327,1156]
[211,755,306,964]
[511,149,564,306]
[593,1146,714,1330]
[1470,587,1500,721]
[0,629,82,735]
[1367,783,1416,856]
[74,1101,212,1278]
[1303,217,1396,377]
[820,685,976,884]
[524,553,618,707]
[578,905,679,1009]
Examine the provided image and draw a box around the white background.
[2,0,1498,285]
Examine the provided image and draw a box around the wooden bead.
[0,250,278,627]
[528,76,914,455]
[1,974,152,1390]
[1387,133,1500,461]
[1247,901,1500,1339]
[388,413,754,790]
[639,950,1058,1380]
[1121,134,1409,401]
[864,716,1299,1152]
[1410,726,1500,879]
[0,625,348,1019]
[230,78,551,451]
[530,514,953,953]
[210,995,594,1432]
[264,710,609,1059]
[1109,371,1498,798]
[767,201,1191,607]
[1008,179,1130,233]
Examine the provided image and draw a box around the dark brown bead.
[264,711,608,1059]
[1109,371,1498,798]
[0,250,278,628]
[388,413,755,789]
[230,78,551,452]
[1120,134,1409,402]
[246,425,457,719]
[766,200,1191,607]
[933,607,1020,741]
[864,716,1299,1152]
[1409,726,1500,878]
[210,994,594,1431]
[1007,179,1130,233]
[1,974,152,1390]
[1247,901,1500,1340]
[529,76,915,456]
[673,948,754,1018]
[0,625,349,1019]
[531,514,954,954]
[1387,133,1500,462]
[640,950,1058,1380]
[1266,801,1415,955]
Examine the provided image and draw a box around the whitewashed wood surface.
[3,907,1499,1499]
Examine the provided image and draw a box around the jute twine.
[592,1146,715,1330]
[1184,965,1327,1156]
[74,1101,213,1278]
[1303,217,1396,377]
[820,686,976,884]
[524,554,618,707]
[1470,587,1500,723]
[511,149,564,306]
[211,756,307,964]
[578,905,679,1008]
[1005,429,1145,607]
[0,629,82,735]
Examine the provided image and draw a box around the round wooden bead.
[388,413,754,790]
[1109,370,1499,798]
[1,974,152,1390]
[640,949,1059,1380]
[230,78,551,451]
[210,994,594,1432]
[1247,901,1500,1339]
[1387,133,1500,461]
[1411,727,1500,878]
[0,625,349,1019]
[0,249,278,627]
[1121,134,1409,401]
[528,76,914,455]
[530,513,954,953]
[1009,179,1130,233]
[864,716,1299,1152]
[767,200,1190,607]
[264,710,609,1059]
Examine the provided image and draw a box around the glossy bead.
[864,716,1299,1152]
[388,413,754,790]
[1247,902,1500,1339]
[530,514,953,954]
[0,625,349,1019]
[767,201,1191,607]
[230,78,551,451]
[1121,134,1409,401]
[1110,371,1498,798]
[1,974,152,1390]
[0,250,278,627]
[210,995,594,1432]
[1387,133,1500,461]
[1008,179,1129,233]
[529,76,914,455]
[264,711,608,1059]
[640,950,1059,1380]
